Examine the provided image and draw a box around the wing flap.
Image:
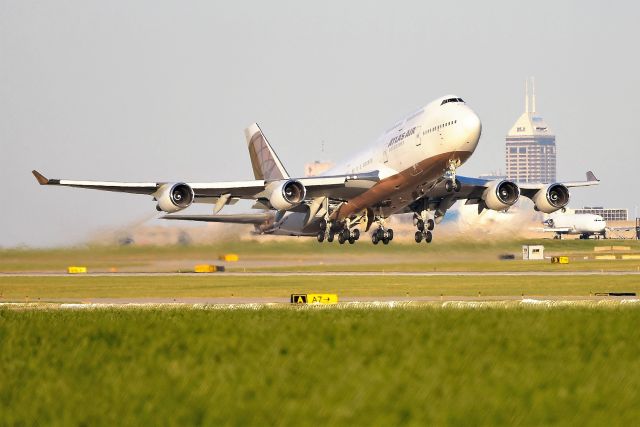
[161,213,272,224]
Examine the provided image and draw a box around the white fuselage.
[327,96,482,179]
[273,95,482,235]
[545,213,607,235]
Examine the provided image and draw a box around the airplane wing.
[454,171,600,202]
[32,170,380,202]
[162,213,272,224]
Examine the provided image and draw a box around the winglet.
[32,170,50,185]
[586,171,599,182]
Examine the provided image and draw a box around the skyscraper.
[505,78,556,183]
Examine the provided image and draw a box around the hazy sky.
[2,0,639,247]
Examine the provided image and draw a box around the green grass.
[1,275,640,301]
[2,239,639,272]
[2,307,640,425]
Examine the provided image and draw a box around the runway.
[3,271,640,277]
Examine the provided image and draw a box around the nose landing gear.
[444,159,462,192]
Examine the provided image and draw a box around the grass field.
[2,275,640,301]
[2,307,640,425]
[2,239,640,273]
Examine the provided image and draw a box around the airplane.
[32,95,600,245]
[542,213,631,239]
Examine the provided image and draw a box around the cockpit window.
[441,98,463,105]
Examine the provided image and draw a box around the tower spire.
[531,76,536,113]
[525,79,529,113]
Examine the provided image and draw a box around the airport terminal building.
[505,81,556,184]
[574,207,629,221]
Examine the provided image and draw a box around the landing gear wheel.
[425,230,433,243]
[352,229,360,240]
[372,233,379,245]
[382,237,390,245]
[338,232,346,244]
[327,232,335,243]
[376,228,384,240]
[319,220,327,231]
[426,219,435,231]
[348,236,355,244]
[417,219,425,231]
[387,229,394,241]
[454,179,461,192]
[414,231,423,243]
[445,180,454,192]
[317,232,325,243]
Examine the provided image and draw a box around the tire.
[376,228,384,239]
[317,232,324,243]
[414,231,423,243]
[319,220,327,231]
[327,232,334,243]
[427,219,435,231]
[445,180,453,192]
[387,229,394,241]
[417,219,425,231]
[338,233,345,244]
[348,237,355,244]
[352,229,360,240]
[454,179,461,192]
[425,231,433,243]
[372,234,379,245]
[382,237,390,245]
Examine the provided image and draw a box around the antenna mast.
[525,79,529,113]
[531,76,536,113]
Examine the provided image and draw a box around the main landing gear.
[317,219,361,245]
[371,227,393,245]
[413,211,435,244]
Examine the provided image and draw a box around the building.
[478,171,506,181]
[505,78,556,184]
[574,207,628,221]
[304,160,334,177]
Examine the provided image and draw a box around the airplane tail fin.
[244,123,289,181]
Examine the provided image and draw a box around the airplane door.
[383,149,389,163]
[415,126,422,146]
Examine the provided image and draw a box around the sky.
[1,0,639,247]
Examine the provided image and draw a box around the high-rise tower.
[505,78,556,183]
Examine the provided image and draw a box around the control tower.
[505,78,557,183]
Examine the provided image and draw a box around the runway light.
[219,254,239,262]
[67,266,87,274]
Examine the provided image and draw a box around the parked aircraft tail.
[244,123,289,181]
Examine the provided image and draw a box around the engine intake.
[155,183,194,213]
[481,180,520,211]
[533,183,570,214]
[269,180,306,211]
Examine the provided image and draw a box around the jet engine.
[532,183,570,213]
[481,180,520,211]
[269,180,306,211]
[155,183,194,213]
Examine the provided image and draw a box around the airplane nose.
[461,110,481,150]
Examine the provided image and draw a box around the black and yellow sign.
[290,294,308,304]
[290,294,338,304]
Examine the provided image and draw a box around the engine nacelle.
[155,183,194,213]
[532,183,570,214]
[269,180,306,211]
[481,180,520,211]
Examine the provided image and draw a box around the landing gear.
[317,232,325,242]
[371,226,393,245]
[445,178,461,192]
[444,159,461,192]
[413,211,435,244]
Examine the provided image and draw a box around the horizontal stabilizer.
[161,213,272,225]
